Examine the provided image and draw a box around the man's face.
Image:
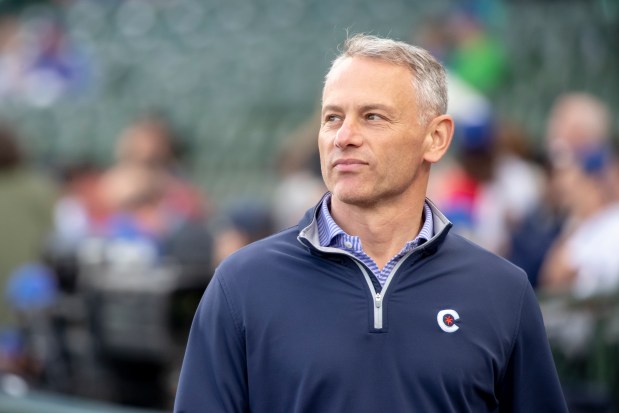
[319,56,433,207]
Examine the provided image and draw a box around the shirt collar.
[316,193,434,249]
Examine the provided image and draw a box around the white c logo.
[437,309,460,333]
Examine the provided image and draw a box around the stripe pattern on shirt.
[316,194,433,287]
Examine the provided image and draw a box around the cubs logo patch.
[437,309,460,333]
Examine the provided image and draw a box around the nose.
[334,121,361,149]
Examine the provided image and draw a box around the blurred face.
[319,56,434,207]
[553,161,603,216]
[117,123,171,167]
[546,95,609,159]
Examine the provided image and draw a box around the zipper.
[374,292,383,329]
[353,252,415,330]
[354,261,384,329]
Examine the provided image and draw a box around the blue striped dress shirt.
[316,193,433,287]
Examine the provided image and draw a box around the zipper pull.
[375,293,382,308]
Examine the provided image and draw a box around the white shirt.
[566,203,619,298]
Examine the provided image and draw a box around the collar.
[298,192,452,258]
[316,193,433,250]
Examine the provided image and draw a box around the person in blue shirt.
[174,34,568,413]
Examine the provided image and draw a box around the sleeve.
[497,280,569,412]
[174,271,249,413]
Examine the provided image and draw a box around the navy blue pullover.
[174,199,568,412]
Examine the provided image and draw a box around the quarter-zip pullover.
[174,198,568,413]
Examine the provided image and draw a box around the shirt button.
[344,241,353,249]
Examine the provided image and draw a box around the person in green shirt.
[0,121,56,344]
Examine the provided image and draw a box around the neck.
[330,191,427,269]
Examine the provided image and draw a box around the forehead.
[325,56,411,86]
[548,98,608,148]
[322,57,414,105]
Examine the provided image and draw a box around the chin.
[332,188,377,208]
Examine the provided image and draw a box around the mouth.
[332,158,368,171]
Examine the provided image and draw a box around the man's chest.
[243,278,512,395]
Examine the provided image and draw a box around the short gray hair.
[326,34,448,125]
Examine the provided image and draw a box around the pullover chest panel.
[230,239,514,413]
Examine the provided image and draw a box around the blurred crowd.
[0,1,617,412]
[3,89,617,411]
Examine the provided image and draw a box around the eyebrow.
[322,103,397,114]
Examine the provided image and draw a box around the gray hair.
[326,34,448,125]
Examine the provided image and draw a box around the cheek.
[383,144,426,183]
[317,138,331,177]
[318,132,332,157]
[317,130,328,149]
[388,143,419,168]
[555,169,580,200]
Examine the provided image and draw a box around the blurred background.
[0,0,617,412]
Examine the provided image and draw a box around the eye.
[324,114,342,123]
[366,113,383,121]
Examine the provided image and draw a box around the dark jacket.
[174,198,568,412]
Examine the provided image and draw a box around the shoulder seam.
[215,271,245,340]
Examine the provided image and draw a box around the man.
[174,34,567,412]
[540,93,619,298]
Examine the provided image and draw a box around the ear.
[423,114,454,164]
